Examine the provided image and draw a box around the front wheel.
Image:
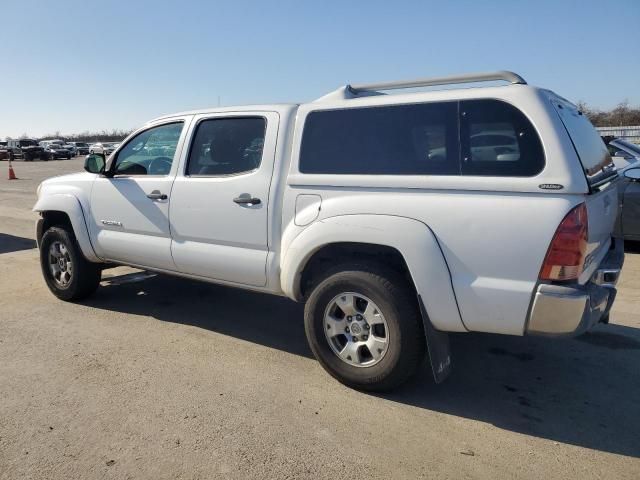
[304,264,425,391]
[40,226,101,301]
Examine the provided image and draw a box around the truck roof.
[148,103,299,124]
[148,71,542,123]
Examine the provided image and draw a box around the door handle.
[147,190,168,200]
[233,195,261,206]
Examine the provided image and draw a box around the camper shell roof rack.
[315,70,527,102]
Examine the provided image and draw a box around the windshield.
[20,140,37,146]
[76,143,88,147]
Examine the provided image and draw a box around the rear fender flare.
[281,214,466,332]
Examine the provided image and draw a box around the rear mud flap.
[418,295,452,384]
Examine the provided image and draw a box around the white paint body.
[33,82,618,336]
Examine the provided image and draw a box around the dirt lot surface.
[1,158,639,479]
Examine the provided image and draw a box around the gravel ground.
[1,158,639,479]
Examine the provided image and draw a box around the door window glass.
[186,117,266,176]
[113,122,184,176]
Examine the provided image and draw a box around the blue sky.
[1,0,638,138]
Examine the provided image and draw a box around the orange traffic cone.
[8,159,17,180]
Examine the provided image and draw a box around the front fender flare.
[281,215,466,332]
[33,193,100,263]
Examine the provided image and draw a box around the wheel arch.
[37,210,72,242]
[281,214,466,332]
[34,194,100,262]
[298,242,413,299]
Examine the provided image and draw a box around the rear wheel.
[40,226,101,301]
[304,263,425,391]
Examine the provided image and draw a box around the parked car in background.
[429,131,519,164]
[39,140,78,157]
[8,139,46,161]
[89,142,119,156]
[617,166,640,243]
[0,141,11,160]
[89,143,105,154]
[602,137,640,170]
[605,138,640,243]
[103,142,119,156]
[39,139,66,148]
[62,144,77,156]
[43,144,72,160]
[77,143,90,155]
[34,71,623,391]
[65,142,90,156]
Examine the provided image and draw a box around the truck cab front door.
[89,120,190,270]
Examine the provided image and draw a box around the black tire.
[40,226,101,301]
[304,263,425,391]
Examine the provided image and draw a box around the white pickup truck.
[34,71,624,391]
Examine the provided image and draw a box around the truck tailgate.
[580,182,619,283]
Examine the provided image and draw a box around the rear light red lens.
[540,203,588,282]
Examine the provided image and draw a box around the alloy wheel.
[48,241,73,287]
[323,292,389,367]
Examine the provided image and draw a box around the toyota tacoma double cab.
[34,71,624,391]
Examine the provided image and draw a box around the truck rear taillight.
[539,203,588,282]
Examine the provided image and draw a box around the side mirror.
[84,153,106,174]
[623,168,640,181]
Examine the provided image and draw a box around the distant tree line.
[576,100,640,127]
[4,128,132,143]
[4,101,640,141]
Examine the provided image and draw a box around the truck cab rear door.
[169,112,279,287]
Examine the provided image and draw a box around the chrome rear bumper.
[526,238,624,337]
